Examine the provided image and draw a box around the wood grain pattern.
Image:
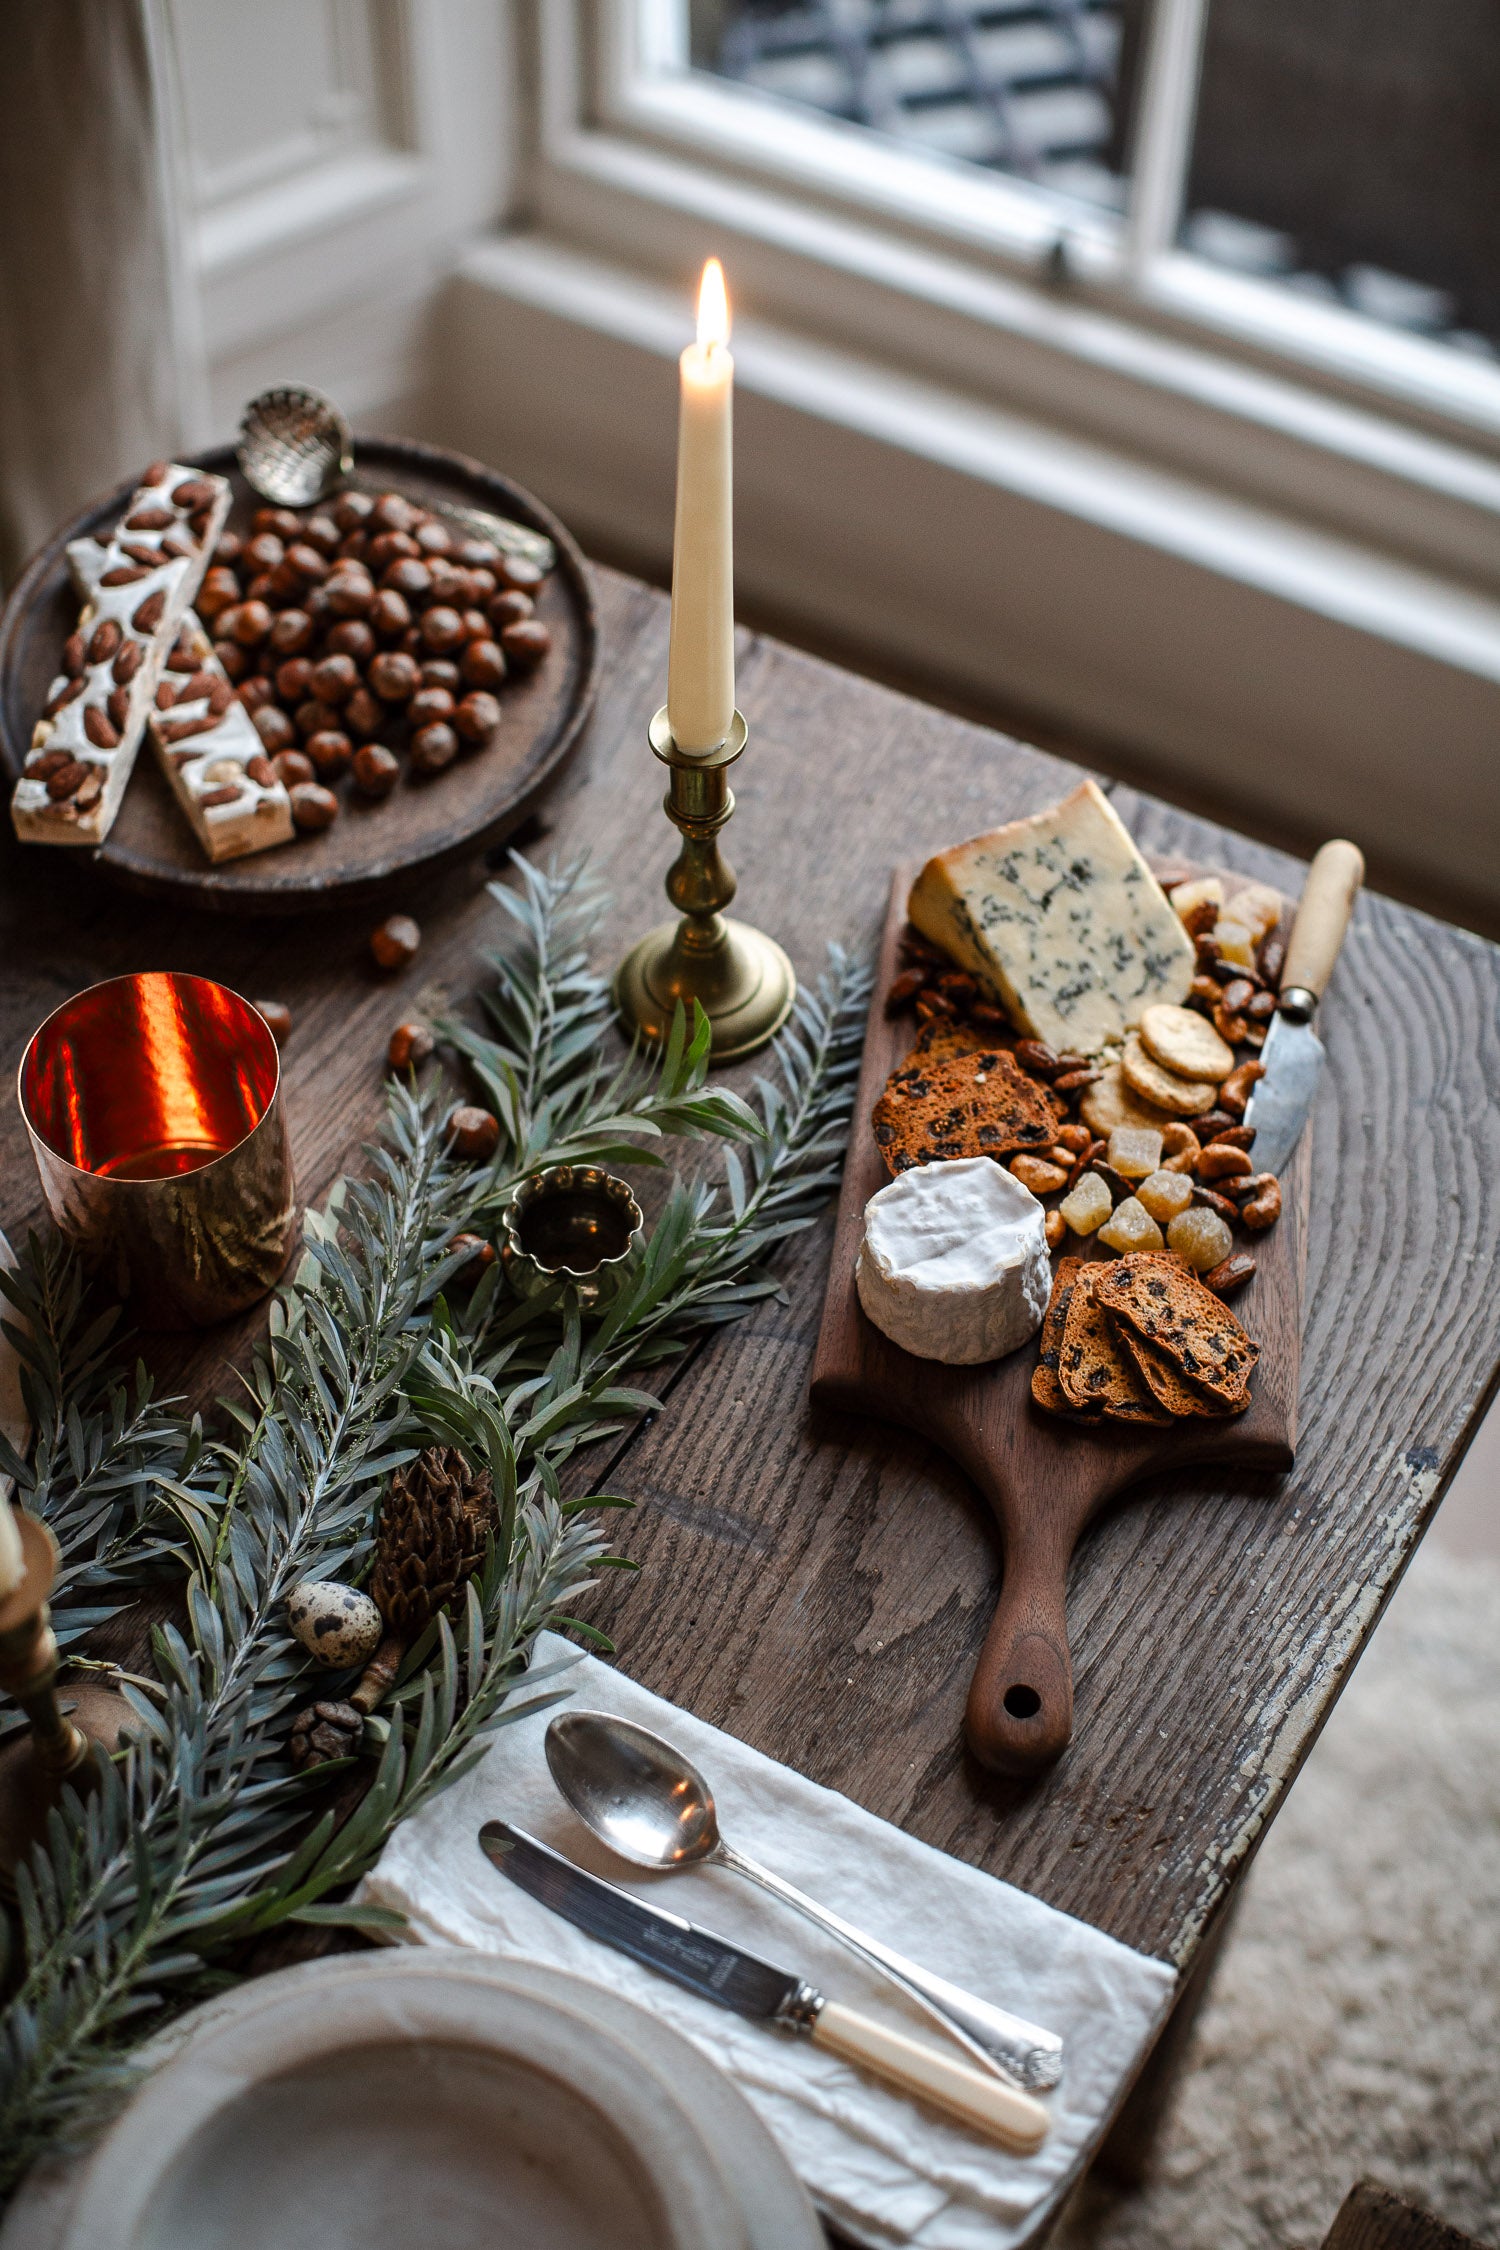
[0,439,599,916]
[1320,2181,1494,2250]
[811,866,1306,1778]
[0,564,1496,2228]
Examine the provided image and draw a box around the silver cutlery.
[479,1820,1050,2153]
[544,1708,1064,2091]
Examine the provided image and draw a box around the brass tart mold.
[502,1166,644,1308]
[614,707,796,1063]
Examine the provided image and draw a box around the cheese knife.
[478,1821,1051,2153]
[1244,839,1364,1176]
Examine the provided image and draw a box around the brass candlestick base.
[614,708,796,1063]
[0,1513,131,1898]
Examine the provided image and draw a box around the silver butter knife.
[478,1821,1050,2152]
[1245,839,1364,1175]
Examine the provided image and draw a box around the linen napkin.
[361,1633,1175,2249]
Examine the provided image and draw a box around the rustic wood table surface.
[3,562,1497,2236]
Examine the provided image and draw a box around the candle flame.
[696,258,730,353]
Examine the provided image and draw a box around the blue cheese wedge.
[908,780,1195,1056]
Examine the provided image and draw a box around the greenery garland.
[0,855,868,2196]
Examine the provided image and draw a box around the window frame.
[566,0,1500,473]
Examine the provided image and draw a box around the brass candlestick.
[0,1513,131,1897]
[614,707,795,1062]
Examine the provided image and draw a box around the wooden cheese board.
[0,438,598,916]
[811,862,1309,1781]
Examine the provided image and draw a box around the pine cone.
[371,1445,496,1640]
[289,1699,364,1771]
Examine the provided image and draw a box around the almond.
[83,706,120,750]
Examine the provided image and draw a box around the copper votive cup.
[18,972,296,1329]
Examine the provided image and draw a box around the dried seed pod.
[288,1700,364,1773]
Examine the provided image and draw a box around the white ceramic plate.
[2,1951,821,2250]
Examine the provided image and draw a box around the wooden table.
[3,563,1497,2233]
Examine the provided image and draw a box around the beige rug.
[1054,1541,1500,2250]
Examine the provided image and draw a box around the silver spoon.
[235,384,556,574]
[545,1708,1065,2092]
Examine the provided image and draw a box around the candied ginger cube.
[1170,876,1224,924]
[1108,1126,1164,1180]
[1212,918,1256,968]
[1166,1205,1234,1271]
[1136,1168,1194,1221]
[1234,883,1281,943]
[1098,1196,1165,1253]
[1059,1171,1112,1236]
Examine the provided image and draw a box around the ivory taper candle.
[666,259,735,754]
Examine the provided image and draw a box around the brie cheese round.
[856,1157,1051,1365]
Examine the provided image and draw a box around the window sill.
[437,229,1500,912]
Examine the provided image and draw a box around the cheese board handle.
[1281,838,1364,1005]
[963,1510,1075,1777]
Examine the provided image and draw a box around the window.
[450,0,1500,916]
[692,0,1500,368]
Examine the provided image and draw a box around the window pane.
[1175,0,1500,357]
[690,0,1135,216]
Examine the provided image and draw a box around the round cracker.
[1079,1060,1173,1137]
[1139,1002,1235,1083]
[1120,1032,1218,1117]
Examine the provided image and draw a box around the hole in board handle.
[1003,1684,1041,1720]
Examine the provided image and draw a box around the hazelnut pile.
[196,490,555,833]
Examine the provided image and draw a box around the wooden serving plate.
[811,864,1309,1780]
[0,438,598,916]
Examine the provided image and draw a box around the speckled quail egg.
[286,1579,383,1669]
